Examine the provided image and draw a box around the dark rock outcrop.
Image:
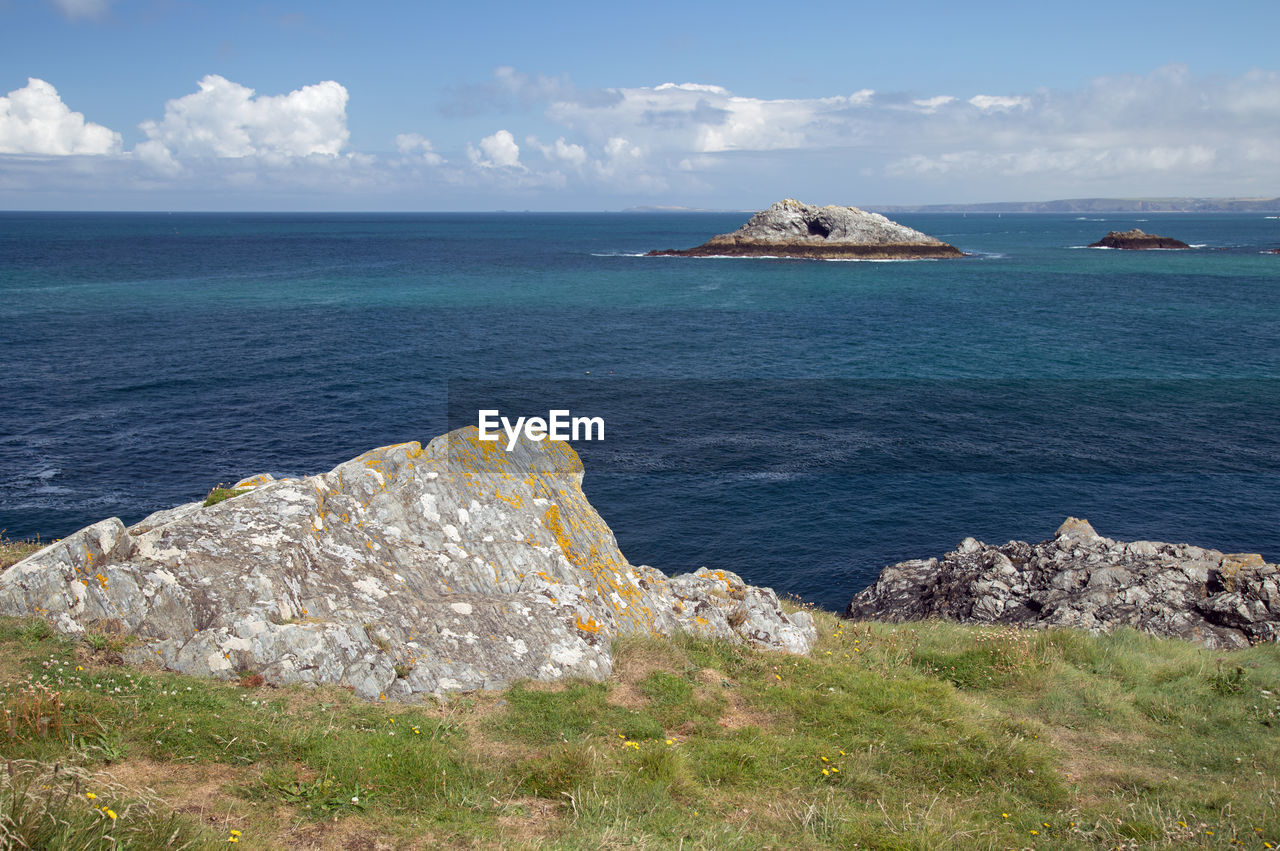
[0,428,815,699]
[648,198,964,260]
[1088,228,1191,249]
[845,518,1279,649]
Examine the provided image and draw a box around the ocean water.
[1,211,1278,611]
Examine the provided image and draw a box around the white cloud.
[968,94,1030,111]
[913,95,956,112]
[138,75,349,162]
[888,145,1219,178]
[527,135,587,166]
[394,132,443,165]
[132,139,181,175]
[0,78,121,155]
[48,0,109,20]
[8,64,1280,209]
[467,129,522,168]
[654,82,729,95]
[546,81,877,155]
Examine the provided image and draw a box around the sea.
[2,211,1279,611]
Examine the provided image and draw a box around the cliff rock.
[845,518,1278,649]
[0,428,815,699]
[648,199,964,260]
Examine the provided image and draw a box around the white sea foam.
[823,257,940,263]
[642,253,944,262]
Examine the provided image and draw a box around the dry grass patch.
[96,757,256,825]
[493,795,563,846]
[0,533,45,570]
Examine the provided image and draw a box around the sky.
[2,0,1279,210]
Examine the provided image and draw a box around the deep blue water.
[2,211,1279,611]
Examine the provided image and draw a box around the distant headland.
[870,196,1280,214]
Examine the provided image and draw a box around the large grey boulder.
[845,518,1279,649]
[1,428,814,699]
[648,199,964,259]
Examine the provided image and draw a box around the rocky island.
[0,427,815,700]
[1088,228,1191,249]
[647,198,965,260]
[845,518,1278,649]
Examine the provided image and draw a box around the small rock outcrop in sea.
[844,518,1278,649]
[1088,228,1191,249]
[647,199,964,260]
[0,428,815,700]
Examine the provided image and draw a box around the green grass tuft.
[201,487,251,507]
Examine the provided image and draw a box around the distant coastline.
[871,196,1280,214]
[622,197,1280,214]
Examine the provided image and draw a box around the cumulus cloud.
[394,132,443,165]
[48,0,109,20]
[138,75,349,162]
[467,129,522,168]
[527,135,587,166]
[0,78,121,155]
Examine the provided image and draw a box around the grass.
[0,609,1276,849]
[201,487,251,508]
[1,532,45,570]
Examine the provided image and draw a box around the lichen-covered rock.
[647,199,964,259]
[845,518,1279,649]
[1088,228,1191,249]
[0,428,814,699]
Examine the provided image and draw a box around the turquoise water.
[2,211,1278,609]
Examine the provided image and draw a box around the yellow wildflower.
[104,808,117,820]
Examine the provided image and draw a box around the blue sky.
[2,0,1279,209]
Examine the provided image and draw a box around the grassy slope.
[1,603,1277,850]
